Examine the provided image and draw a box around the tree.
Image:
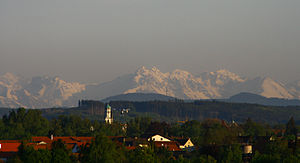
[128,146,159,163]
[126,117,152,137]
[218,144,242,163]
[192,155,217,163]
[201,119,229,146]
[17,142,51,163]
[251,152,281,163]
[144,121,170,136]
[282,155,300,163]
[262,139,291,159]
[285,117,297,137]
[80,133,125,163]
[242,118,266,137]
[51,139,72,163]
[1,108,49,139]
[23,109,49,136]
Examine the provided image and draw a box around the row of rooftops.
[0,134,194,161]
[0,136,94,153]
[0,129,292,154]
[1,132,295,162]
[0,137,94,162]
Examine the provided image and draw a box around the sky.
[1,0,300,84]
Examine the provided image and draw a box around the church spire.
[105,104,113,124]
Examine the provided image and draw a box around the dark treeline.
[2,108,300,162]
[2,100,297,124]
[2,100,300,124]
[99,100,300,124]
[0,108,124,140]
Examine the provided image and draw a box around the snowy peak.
[260,77,293,99]
[136,66,165,76]
[125,66,298,100]
[0,73,86,108]
[286,80,300,99]
[127,67,247,99]
[150,66,160,73]
[1,67,300,108]
[135,66,148,74]
[205,69,245,85]
[214,69,245,82]
[126,66,169,95]
[170,69,193,80]
[134,66,169,83]
[0,73,22,86]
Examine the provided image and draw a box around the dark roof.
[173,138,189,145]
[153,141,181,151]
[109,137,149,148]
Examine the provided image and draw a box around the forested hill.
[225,92,300,106]
[39,100,300,125]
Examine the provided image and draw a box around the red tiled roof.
[29,136,94,152]
[31,136,93,144]
[27,143,51,150]
[0,136,93,156]
[0,143,21,152]
[70,137,94,142]
[31,137,51,143]
[153,141,181,151]
[273,129,285,135]
[0,140,21,143]
[126,146,136,150]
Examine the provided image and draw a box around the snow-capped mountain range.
[1,66,300,108]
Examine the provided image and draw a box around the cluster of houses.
[0,136,92,162]
[112,134,195,152]
[0,134,194,162]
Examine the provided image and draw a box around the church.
[105,104,113,124]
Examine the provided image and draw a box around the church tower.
[105,104,113,124]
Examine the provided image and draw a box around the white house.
[148,135,171,142]
[176,138,195,151]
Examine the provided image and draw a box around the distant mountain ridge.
[0,73,85,108]
[226,92,300,106]
[1,66,300,108]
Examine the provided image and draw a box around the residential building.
[148,134,171,142]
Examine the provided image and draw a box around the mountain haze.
[1,67,300,108]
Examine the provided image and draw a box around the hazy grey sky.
[1,0,300,84]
